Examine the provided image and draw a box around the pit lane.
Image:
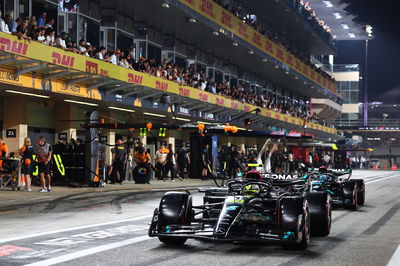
[0,170,399,266]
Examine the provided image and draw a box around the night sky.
[334,0,400,103]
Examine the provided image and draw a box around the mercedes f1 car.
[307,168,365,210]
[149,171,332,249]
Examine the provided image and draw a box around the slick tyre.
[281,198,310,250]
[157,191,192,245]
[343,181,358,210]
[307,192,332,237]
[353,179,365,206]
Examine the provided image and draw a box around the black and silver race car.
[148,171,332,249]
[307,167,365,209]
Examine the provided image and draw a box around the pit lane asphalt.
[0,170,399,266]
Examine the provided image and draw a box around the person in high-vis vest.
[19,137,34,192]
[36,136,52,192]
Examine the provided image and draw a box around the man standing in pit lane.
[155,144,169,181]
[113,139,127,184]
[36,136,52,192]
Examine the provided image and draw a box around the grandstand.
[0,0,369,165]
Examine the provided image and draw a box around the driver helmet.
[244,184,260,196]
[319,166,328,173]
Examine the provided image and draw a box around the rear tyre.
[343,181,358,210]
[353,179,365,206]
[307,192,332,237]
[281,198,310,250]
[157,191,192,245]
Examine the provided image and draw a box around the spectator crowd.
[0,9,333,127]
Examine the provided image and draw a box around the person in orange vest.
[19,137,34,192]
[155,144,169,181]
[0,138,9,184]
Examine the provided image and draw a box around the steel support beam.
[15,64,44,77]
[88,80,116,90]
[66,76,93,86]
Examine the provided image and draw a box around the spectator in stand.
[28,16,37,33]
[0,11,10,33]
[77,39,86,54]
[44,18,55,29]
[37,12,46,27]
[55,32,68,49]
[43,28,55,46]
[34,28,45,43]
[110,49,121,65]
[12,19,31,41]
[96,46,107,60]
[9,17,20,33]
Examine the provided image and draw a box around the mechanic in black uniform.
[113,139,127,184]
[228,145,239,179]
[176,144,189,179]
[201,144,211,180]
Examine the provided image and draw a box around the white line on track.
[365,174,399,184]
[0,215,152,244]
[23,235,150,266]
[387,243,400,266]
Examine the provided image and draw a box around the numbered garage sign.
[6,129,16,138]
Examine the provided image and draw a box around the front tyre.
[157,191,192,245]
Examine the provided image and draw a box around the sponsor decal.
[0,37,28,55]
[198,92,208,101]
[215,97,224,105]
[251,32,262,47]
[155,80,168,91]
[220,10,233,28]
[128,73,143,84]
[276,48,284,61]
[86,61,98,74]
[265,39,274,54]
[51,52,75,67]
[199,0,216,19]
[179,87,190,97]
[238,23,249,39]
[262,174,299,180]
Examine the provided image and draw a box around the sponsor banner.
[0,33,335,135]
[0,66,101,100]
[178,0,337,93]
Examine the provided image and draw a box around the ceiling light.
[64,99,98,106]
[341,24,349,29]
[366,25,373,37]
[294,76,299,80]
[323,1,333,8]
[212,31,219,36]
[5,90,50,98]
[197,121,213,125]
[262,58,268,62]
[144,112,166,118]
[348,32,356,38]
[232,42,238,47]
[333,12,342,19]
[175,117,191,122]
[161,2,170,8]
[188,18,196,23]
[108,106,135,113]
[248,50,254,55]
[303,81,307,85]
[285,71,289,75]
[274,65,279,69]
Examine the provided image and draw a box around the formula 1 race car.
[148,171,332,249]
[307,167,365,210]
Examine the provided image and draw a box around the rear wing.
[328,168,352,177]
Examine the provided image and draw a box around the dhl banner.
[0,33,336,134]
[178,0,337,94]
[0,66,101,100]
